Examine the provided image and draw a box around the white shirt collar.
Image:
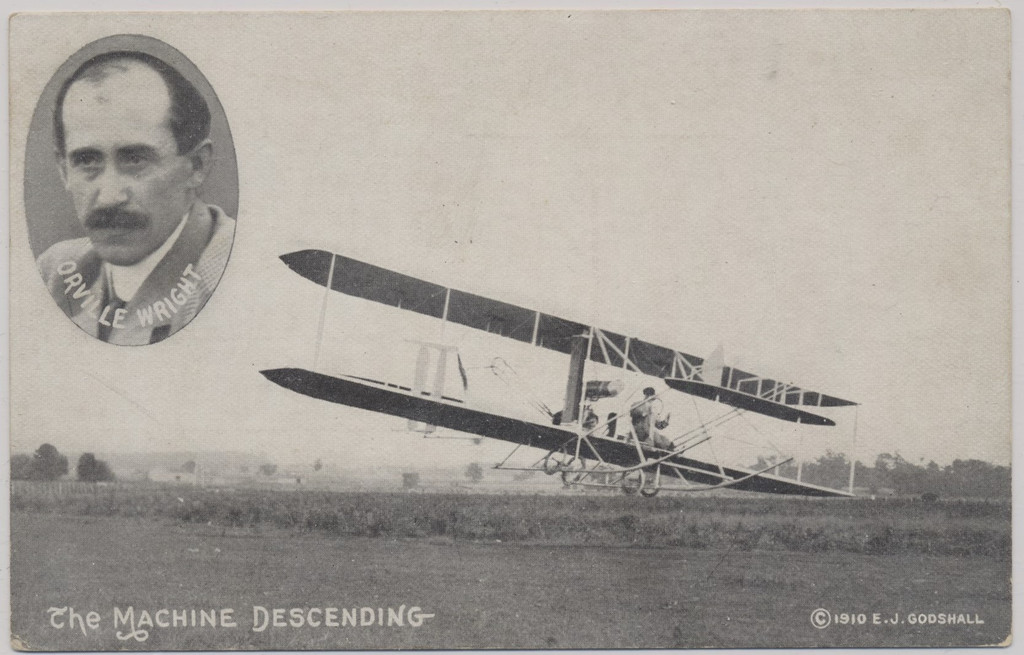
[107,210,190,302]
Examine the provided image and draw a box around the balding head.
[54,51,210,158]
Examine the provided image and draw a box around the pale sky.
[9,11,1010,474]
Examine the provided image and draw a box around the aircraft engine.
[585,379,624,401]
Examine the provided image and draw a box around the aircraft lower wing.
[261,367,578,449]
[260,367,850,497]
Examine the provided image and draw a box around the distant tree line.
[11,443,114,482]
[754,450,1010,499]
[76,453,115,482]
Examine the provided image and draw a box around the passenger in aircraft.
[630,387,673,450]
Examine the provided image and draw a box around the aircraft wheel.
[621,469,645,495]
[639,470,661,497]
[542,454,562,475]
[561,461,586,487]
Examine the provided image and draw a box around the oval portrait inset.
[25,35,238,346]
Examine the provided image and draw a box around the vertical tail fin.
[409,343,436,434]
[407,341,462,434]
[703,344,725,385]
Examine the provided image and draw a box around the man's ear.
[185,140,213,189]
[55,151,69,188]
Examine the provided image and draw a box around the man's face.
[59,62,195,266]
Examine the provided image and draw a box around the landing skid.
[493,427,796,497]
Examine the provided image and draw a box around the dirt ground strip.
[10,513,1009,649]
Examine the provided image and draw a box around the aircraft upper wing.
[260,367,849,497]
[279,249,856,425]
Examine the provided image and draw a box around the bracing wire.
[673,388,791,467]
[486,357,554,419]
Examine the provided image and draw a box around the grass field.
[10,486,1011,649]
[10,483,1010,555]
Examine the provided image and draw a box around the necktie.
[98,289,126,343]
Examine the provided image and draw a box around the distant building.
[274,476,304,485]
[852,486,896,499]
[147,468,197,485]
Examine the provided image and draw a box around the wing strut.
[312,252,337,370]
[848,405,859,494]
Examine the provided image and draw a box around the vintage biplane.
[261,249,858,498]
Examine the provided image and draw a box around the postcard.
[8,10,1011,650]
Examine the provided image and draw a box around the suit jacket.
[37,201,235,345]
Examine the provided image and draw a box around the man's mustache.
[85,208,149,230]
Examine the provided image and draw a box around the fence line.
[11,480,130,498]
